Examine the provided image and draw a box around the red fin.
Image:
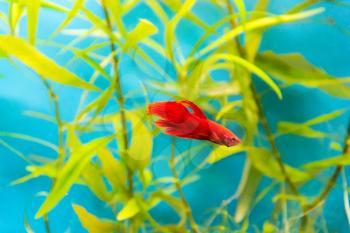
[155,118,202,138]
[147,101,190,123]
[148,101,210,139]
[179,100,207,119]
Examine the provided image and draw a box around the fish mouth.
[224,137,241,147]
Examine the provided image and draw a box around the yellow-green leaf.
[234,163,262,223]
[53,0,85,36]
[0,36,99,91]
[303,153,350,172]
[207,144,245,164]
[206,53,282,99]
[11,162,57,185]
[165,0,196,63]
[248,148,310,183]
[35,135,114,218]
[73,204,119,233]
[27,0,40,45]
[98,148,126,190]
[117,198,140,221]
[123,19,158,51]
[216,100,242,120]
[200,8,324,56]
[256,51,350,98]
[277,121,326,138]
[82,162,112,202]
[9,0,25,34]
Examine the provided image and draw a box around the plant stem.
[225,0,299,199]
[170,138,199,233]
[301,119,350,218]
[42,80,64,166]
[43,214,51,233]
[101,1,133,194]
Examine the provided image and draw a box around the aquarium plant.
[0,0,350,232]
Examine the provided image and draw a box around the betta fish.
[147,100,241,147]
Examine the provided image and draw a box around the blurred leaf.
[277,122,326,138]
[149,190,185,219]
[0,132,58,152]
[200,8,324,55]
[207,144,245,164]
[331,141,342,151]
[0,139,29,162]
[303,153,350,172]
[163,0,208,29]
[249,148,311,183]
[165,0,196,63]
[53,0,85,36]
[27,0,40,45]
[272,193,306,204]
[0,36,99,91]
[103,0,127,38]
[35,135,114,218]
[41,0,69,13]
[262,221,278,233]
[98,148,126,191]
[256,51,350,98]
[234,162,262,223]
[67,124,81,149]
[12,162,57,185]
[72,49,112,80]
[9,0,25,34]
[277,109,346,138]
[123,19,158,52]
[117,198,140,221]
[24,215,34,233]
[119,112,153,170]
[216,100,242,120]
[140,169,153,188]
[73,204,119,233]
[245,0,270,62]
[82,162,112,202]
[202,81,240,98]
[233,0,247,25]
[76,82,114,122]
[206,53,282,99]
[145,0,168,24]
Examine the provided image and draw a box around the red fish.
[147,100,241,147]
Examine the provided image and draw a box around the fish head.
[222,133,241,147]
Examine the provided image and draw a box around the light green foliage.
[1,0,349,232]
[276,109,346,138]
[117,198,140,221]
[256,52,350,98]
[0,35,99,91]
[73,204,120,233]
[35,135,114,218]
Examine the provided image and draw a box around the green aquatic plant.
[0,0,350,232]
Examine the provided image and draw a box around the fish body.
[147,100,241,147]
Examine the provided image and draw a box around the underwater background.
[1,0,350,232]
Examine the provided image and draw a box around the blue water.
[1,0,350,232]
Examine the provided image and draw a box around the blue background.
[0,0,350,232]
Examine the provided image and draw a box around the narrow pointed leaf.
[73,204,119,233]
[35,135,114,218]
[117,198,140,221]
[27,0,40,45]
[0,36,99,91]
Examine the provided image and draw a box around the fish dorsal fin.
[179,100,207,119]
